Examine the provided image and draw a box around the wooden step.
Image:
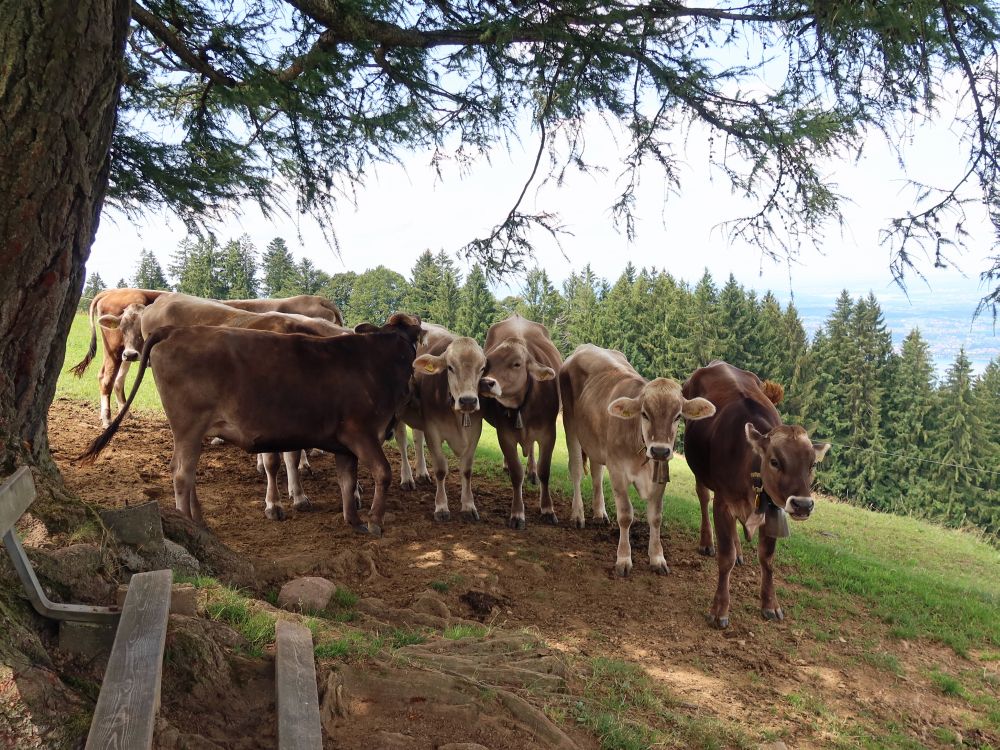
[276,619,323,749]
[85,569,173,750]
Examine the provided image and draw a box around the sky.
[89,100,998,374]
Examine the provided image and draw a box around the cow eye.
[513,362,521,368]
[641,412,649,420]
[769,458,780,469]
[447,365,454,373]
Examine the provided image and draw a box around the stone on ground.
[278,576,336,613]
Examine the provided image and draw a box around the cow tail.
[761,379,784,406]
[68,293,102,377]
[76,327,166,463]
[323,298,345,326]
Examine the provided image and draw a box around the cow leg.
[297,450,311,474]
[536,429,558,525]
[256,453,265,475]
[112,358,131,413]
[734,530,746,566]
[284,451,311,511]
[413,429,431,484]
[591,463,610,525]
[335,453,367,533]
[696,480,715,557]
[758,534,783,621]
[611,473,634,577]
[458,420,483,522]
[261,453,287,521]
[566,421,587,528]
[525,441,538,485]
[644,489,669,575]
[97,356,119,428]
[708,499,738,628]
[347,435,392,537]
[171,433,204,524]
[426,431,451,522]
[398,425,416,491]
[496,429,526,529]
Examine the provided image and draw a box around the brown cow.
[682,360,830,628]
[79,314,422,535]
[397,323,500,522]
[70,289,170,427]
[479,314,560,529]
[561,345,716,575]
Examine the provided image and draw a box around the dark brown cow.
[79,314,422,535]
[479,314,561,529]
[70,288,169,427]
[682,360,830,628]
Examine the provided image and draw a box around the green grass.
[202,584,276,658]
[313,629,385,660]
[930,670,967,699]
[56,314,1000,654]
[443,623,489,640]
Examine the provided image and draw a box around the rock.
[278,576,337,613]
[439,744,490,750]
[153,718,225,749]
[147,539,202,576]
[98,501,164,548]
[58,621,115,659]
[373,731,420,748]
[412,591,451,620]
[38,543,115,603]
[116,582,198,617]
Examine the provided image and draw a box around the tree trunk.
[0,0,130,475]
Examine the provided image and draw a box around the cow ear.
[813,442,831,463]
[608,397,641,419]
[527,361,556,381]
[745,423,768,457]
[682,397,716,421]
[354,323,379,334]
[98,314,121,329]
[413,353,445,375]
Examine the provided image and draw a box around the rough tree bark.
[0,0,131,475]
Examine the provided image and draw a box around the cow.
[73,290,344,427]
[397,323,499,522]
[560,345,716,576]
[78,313,422,535]
[479,314,561,529]
[682,360,830,628]
[70,288,170,427]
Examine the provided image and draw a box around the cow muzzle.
[457,395,479,412]
[647,444,672,461]
[786,496,814,519]
[479,377,501,398]
[122,349,139,362]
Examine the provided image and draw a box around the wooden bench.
[1,467,172,750]
[275,619,323,749]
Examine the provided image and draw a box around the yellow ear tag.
[622,409,634,418]
[424,363,436,373]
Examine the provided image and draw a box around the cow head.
[481,338,555,409]
[609,378,715,461]
[356,312,424,348]
[413,337,496,413]
[745,423,831,520]
[98,303,146,361]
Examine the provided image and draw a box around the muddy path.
[48,398,997,749]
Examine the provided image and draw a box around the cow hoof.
[570,516,585,529]
[462,508,480,523]
[527,472,538,485]
[265,507,286,521]
[417,474,432,486]
[367,522,383,538]
[735,555,746,566]
[705,613,730,629]
[762,607,784,622]
[401,479,415,491]
[434,510,451,523]
[698,545,716,557]
[350,522,369,534]
[508,517,526,531]
[614,560,632,577]
[540,512,558,526]
[292,497,313,512]
[651,562,671,575]
[594,514,610,526]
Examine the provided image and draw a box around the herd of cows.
[74,287,830,628]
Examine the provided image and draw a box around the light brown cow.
[397,323,499,522]
[479,314,560,529]
[70,289,170,427]
[78,314,423,535]
[682,360,830,628]
[560,345,716,575]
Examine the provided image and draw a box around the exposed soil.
[47,397,1000,749]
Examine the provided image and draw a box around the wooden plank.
[0,467,35,537]
[276,619,323,750]
[85,569,172,750]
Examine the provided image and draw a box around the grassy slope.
[59,312,1000,655]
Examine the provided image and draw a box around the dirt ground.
[47,397,999,749]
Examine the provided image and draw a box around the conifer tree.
[681,270,720,373]
[132,249,170,290]
[561,265,600,356]
[261,237,298,298]
[169,236,226,298]
[716,274,752,369]
[518,267,563,331]
[975,358,1000,490]
[219,235,259,299]
[79,273,107,310]
[295,257,326,295]
[457,264,497,341]
[405,250,444,321]
[319,271,356,313]
[430,267,462,330]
